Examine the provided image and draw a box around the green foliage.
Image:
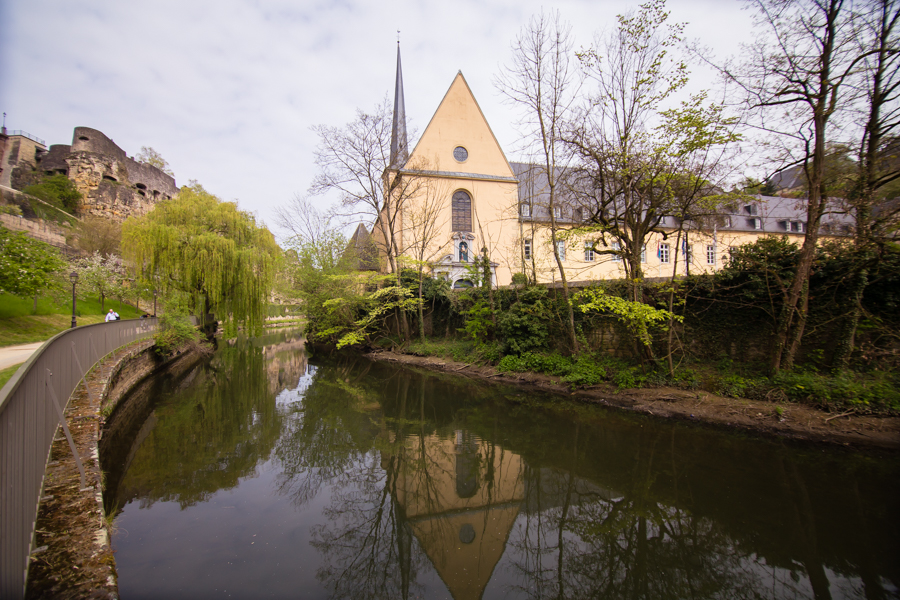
[0,204,22,216]
[498,286,550,354]
[0,226,66,300]
[135,146,174,176]
[335,284,420,349]
[460,299,494,342]
[23,174,82,213]
[154,313,202,357]
[716,374,769,399]
[122,184,279,332]
[75,251,124,311]
[562,355,607,388]
[511,272,529,286]
[576,287,679,348]
[773,371,900,414]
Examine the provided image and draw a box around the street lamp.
[69,271,79,328]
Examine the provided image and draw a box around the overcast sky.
[1,0,755,240]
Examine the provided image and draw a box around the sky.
[1,0,756,241]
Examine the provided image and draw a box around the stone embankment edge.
[364,350,900,451]
[26,341,204,599]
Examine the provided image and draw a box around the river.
[101,329,900,599]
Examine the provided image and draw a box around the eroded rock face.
[66,152,158,220]
[62,128,178,221]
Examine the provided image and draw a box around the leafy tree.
[75,251,124,312]
[73,215,121,256]
[23,174,82,213]
[135,146,174,177]
[567,0,737,309]
[121,183,280,332]
[0,226,66,306]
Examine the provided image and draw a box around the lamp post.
[69,271,79,328]
[153,288,158,317]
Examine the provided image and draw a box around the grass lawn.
[0,292,143,348]
[0,363,21,389]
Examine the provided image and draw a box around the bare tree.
[721,0,863,373]
[396,167,450,342]
[496,10,582,352]
[831,0,900,368]
[308,98,418,340]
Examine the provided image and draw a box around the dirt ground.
[366,350,900,451]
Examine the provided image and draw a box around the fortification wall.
[41,144,72,174]
[65,127,178,221]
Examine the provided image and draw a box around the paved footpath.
[0,342,44,371]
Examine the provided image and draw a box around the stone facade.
[2,126,178,222]
[0,130,47,189]
[61,127,178,221]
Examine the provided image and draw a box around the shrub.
[562,356,607,388]
[774,371,900,413]
[154,315,202,357]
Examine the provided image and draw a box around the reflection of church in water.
[386,430,524,600]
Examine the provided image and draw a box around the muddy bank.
[25,342,207,600]
[365,350,900,450]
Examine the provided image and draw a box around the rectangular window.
[574,207,583,223]
[659,243,670,264]
[520,204,531,218]
[612,241,622,262]
[706,244,716,265]
[556,240,566,261]
[553,206,562,219]
[641,244,647,263]
[791,221,804,233]
[584,242,594,262]
[523,239,532,261]
[752,218,762,230]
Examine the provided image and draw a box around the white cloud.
[1,0,752,238]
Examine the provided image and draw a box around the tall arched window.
[452,190,472,232]
[459,241,469,263]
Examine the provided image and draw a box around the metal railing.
[0,318,158,599]
[5,131,46,146]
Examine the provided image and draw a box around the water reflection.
[104,337,900,600]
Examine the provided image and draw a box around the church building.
[374,47,852,289]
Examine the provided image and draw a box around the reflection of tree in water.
[307,369,527,600]
[502,422,895,600]
[116,343,282,509]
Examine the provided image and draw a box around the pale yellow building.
[375,49,851,289]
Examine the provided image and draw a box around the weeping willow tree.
[122,184,280,332]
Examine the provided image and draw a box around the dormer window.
[553,206,562,219]
[520,204,531,218]
[791,221,804,233]
[745,204,759,216]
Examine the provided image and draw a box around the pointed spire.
[390,42,408,168]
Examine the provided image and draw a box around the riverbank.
[25,340,208,599]
[365,350,900,450]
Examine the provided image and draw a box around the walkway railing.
[0,318,158,599]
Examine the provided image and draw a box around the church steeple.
[390,42,408,168]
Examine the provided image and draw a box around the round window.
[453,146,468,162]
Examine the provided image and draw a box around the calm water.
[102,330,900,600]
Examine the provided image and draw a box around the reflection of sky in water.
[109,341,900,600]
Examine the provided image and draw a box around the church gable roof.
[407,72,514,180]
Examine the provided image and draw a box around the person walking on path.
[105,309,119,322]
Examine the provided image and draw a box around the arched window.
[452,190,472,232]
[459,241,469,263]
